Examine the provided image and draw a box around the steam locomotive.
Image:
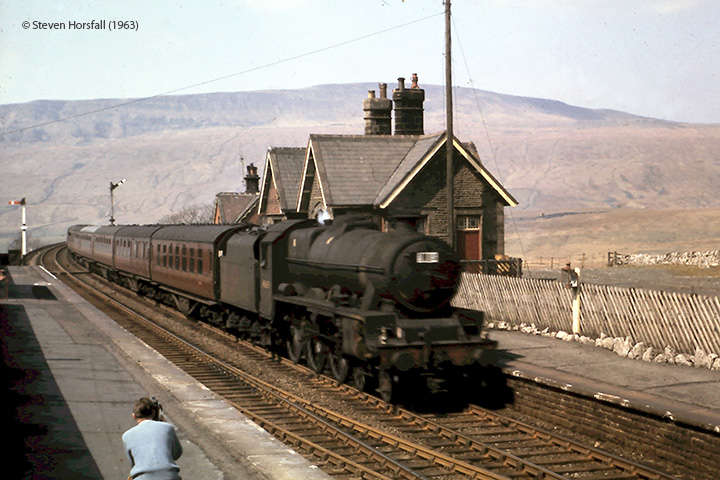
[67,216,498,402]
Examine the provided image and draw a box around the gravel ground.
[523,266,720,298]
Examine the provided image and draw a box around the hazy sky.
[1,0,718,123]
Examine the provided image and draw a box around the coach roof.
[151,225,247,243]
[114,225,164,238]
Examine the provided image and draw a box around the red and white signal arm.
[8,198,26,205]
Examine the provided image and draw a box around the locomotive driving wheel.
[286,325,306,364]
[329,351,350,383]
[352,365,375,393]
[307,337,330,373]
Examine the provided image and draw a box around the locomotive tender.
[67,215,497,402]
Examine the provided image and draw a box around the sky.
[1,0,718,124]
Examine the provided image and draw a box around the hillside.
[1,83,719,257]
[506,207,720,268]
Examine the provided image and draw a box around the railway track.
[42,244,681,480]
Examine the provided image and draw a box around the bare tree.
[158,202,215,224]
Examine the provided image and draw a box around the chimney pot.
[411,73,419,89]
[379,83,387,99]
[397,77,406,91]
[367,90,376,98]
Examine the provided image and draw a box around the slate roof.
[214,192,258,224]
[374,132,445,205]
[262,147,306,211]
[234,195,260,223]
[307,134,420,206]
[301,131,517,210]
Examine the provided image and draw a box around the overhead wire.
[1,11,443,138]
[450,14,531,273]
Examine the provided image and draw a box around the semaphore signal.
[7,197,28,256]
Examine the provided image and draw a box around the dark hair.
[133,397,160,420]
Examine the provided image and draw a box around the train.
[67,215,499,403]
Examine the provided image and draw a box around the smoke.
[317,209,333,224]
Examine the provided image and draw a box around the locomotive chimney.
[363,83,392,135]
[392,74,424,135]
[245,163,260,194]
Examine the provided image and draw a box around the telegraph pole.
[445,0,455,249]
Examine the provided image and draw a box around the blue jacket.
[122,420,183,480]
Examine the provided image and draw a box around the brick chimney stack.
[245,163,260,194]
[392,74,425,135]
[363,83,392,135]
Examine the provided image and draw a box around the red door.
[456,215,482,261]
[457,229,481,261]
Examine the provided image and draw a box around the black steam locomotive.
[67,216,497,402]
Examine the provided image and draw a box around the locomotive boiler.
[284,216,460,314]
[67,215,498,403]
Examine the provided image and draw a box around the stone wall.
[609,250,720,268]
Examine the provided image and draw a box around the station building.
[219,75,517,262]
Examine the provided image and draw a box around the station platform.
[1,266,331,480]
[493,329,720,434]
[2,266,719,479]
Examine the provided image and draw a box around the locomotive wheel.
[286,326,305,364]
[307,338,329,373]
[352,365,375,393]
[329,352,350,383]
[377,370,395,403]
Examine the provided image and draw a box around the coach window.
[197,249,203,274]
[181,246,187,271]
[157,245,162,265]
[189,248,195,272]
[175,246,180,269]
[163,244,168,266]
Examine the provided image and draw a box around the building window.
[457,215,481,230]
[394,216,427,234]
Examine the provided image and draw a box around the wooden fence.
[460,258,523,277]
[453,273,720,356]
[522,252,607,270]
